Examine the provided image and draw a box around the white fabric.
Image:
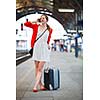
[31,27,50,62]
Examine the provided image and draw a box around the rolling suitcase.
[44,68,60,90]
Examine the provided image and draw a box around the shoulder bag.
[29,28,47,56]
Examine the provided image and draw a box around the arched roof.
[16,0,83,31]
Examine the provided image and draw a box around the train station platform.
[16,51,83,100]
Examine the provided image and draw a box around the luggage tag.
[44,67,49,73]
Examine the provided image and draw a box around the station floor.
[16,51,83,100]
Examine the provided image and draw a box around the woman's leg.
[34,61,39,77]
[34,61,43,87]
[33,61,45,90]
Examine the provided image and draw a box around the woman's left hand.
[48,45,50,50]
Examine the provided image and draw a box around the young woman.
[24,14,53,92]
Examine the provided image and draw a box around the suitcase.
[44,68,60,90]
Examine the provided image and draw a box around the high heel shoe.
[33,89,38,92]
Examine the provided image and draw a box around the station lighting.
[58,9,75,12]
[50,2,54,5]
[50,0,53,5]
[40,11,52,15]
[67,29,76,33]
[67,29,83,33]
[78,30,83,33]
[44,8,47,11]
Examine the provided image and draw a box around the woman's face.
[40,15,47,24]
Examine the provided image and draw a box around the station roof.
[16,0,83,30]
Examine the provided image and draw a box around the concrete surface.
[16,51,83,100]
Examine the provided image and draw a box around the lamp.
[58,9,74,12]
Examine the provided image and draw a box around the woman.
[24,14,53,92]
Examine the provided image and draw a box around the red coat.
[24,21,53,48]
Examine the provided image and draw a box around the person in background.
[24,14,53,92]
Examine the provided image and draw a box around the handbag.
[29,28,47,56]
[29,48,33,56]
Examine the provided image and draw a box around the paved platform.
[16,51,83,100]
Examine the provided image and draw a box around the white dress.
[32,26,50,62]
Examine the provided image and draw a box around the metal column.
[75,12,78,58]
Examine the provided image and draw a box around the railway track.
[16,51,31,66]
